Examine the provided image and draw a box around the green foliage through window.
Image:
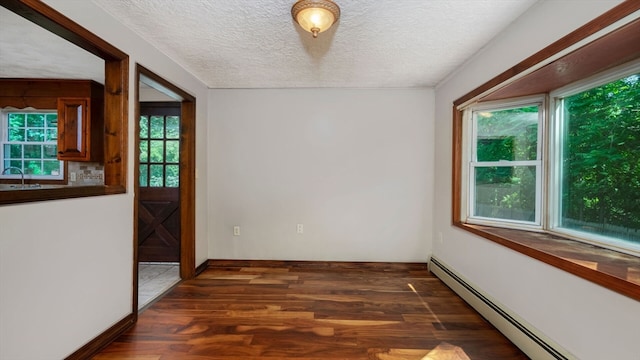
[465,70,640,251]
[476,106,538,162]
[2,112,62,178]
[472,104,541,223]
[561,73,640,243]
[139,113,180,188]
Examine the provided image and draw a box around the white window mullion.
[547,97,562,232]
[534,162,543,225]
[470,160,540,167]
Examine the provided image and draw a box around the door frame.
[133,64,196,315]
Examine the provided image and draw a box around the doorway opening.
[134,65,196,312]
[137,101,180,308]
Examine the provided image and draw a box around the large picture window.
[1,110,64,180]
[551,68,640,251]
[460,63,640,255]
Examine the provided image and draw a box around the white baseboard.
[429,257,575,360]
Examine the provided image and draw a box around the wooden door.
[138,102,181,262]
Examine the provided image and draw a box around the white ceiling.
[1,1,538,89]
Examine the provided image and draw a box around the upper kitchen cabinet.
[56,82,104,162]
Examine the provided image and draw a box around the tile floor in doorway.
[138,262,180,310]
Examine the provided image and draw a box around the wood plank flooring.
[94,261,528,359]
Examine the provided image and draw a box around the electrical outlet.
[438,232,444,244]
[297,224,303,234]
[233,226,240,236]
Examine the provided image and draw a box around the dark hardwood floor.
[94,260,528,359]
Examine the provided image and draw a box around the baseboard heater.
[429,257,575,360]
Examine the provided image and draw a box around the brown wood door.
[138,102,181,262]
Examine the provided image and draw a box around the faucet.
[2,166,24,188]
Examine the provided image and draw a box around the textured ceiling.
[91,0,538,88]
[1,1,538,89]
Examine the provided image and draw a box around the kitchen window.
[0,110,64,180]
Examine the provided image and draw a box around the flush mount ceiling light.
[291,0,340,39]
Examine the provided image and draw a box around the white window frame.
[0,108,64,181]
[461,61,640,257]
[548,60,640,255]
[462,95,545,231]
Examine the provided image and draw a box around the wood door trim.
[179,99,196,279]
[134,64,196,315]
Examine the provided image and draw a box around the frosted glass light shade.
[292,0,340,38]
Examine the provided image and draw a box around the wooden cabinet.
[57,98,88,160]
[56,82,104,162]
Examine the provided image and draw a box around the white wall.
[433,1,639,359]
[208,89,433,262]
[0,1,209,359]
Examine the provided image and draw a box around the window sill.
[0,185,125,205]
[454,222,640,301]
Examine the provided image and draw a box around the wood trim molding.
[481,19,640,102]
[180,99,197,280]
[195,260,209,276]
[454,223,640,301]
[206,259,429,271]
[451,2,640,301]
[103,58,128,189]
[453,1,640,107]
[2,0,127,61]
[132,67,142,317]
[133,64,197,324]
[64,313,134,360]
[451,105,463,224]
[139,67,194,101]
[0,185,125,205]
